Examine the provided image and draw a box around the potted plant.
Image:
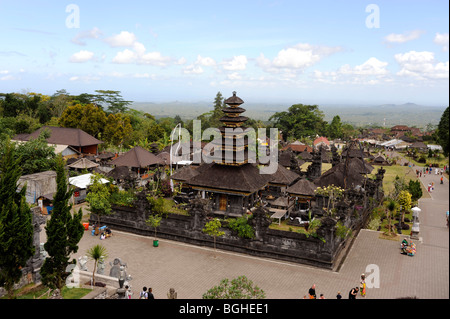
[146,214,162,247]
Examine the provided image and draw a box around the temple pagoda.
[184,92,270,216]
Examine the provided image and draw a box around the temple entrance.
[219,194,227,211]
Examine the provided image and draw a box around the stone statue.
[97,257,106,275]
[78,256,88,271]
[167,288,177,299]
[109,257,127,278]
[118,266,126,288]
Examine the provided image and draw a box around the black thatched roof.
[170,165,199,182]
[314,157,373,189]
[286,178,317,196]
[98,152,115,160]
[268,164,300,186]
[224,91,244,105]
[107,166,137,180]
[186,163,269,194]
[298,150,313,160]
[110,146,165,168]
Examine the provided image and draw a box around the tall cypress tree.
[40,155,84,290]
[0,139,35,299]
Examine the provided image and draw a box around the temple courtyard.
[50,165,449,299]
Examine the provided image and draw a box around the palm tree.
[86,244,108,286]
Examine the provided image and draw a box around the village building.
[12,126,103,157]
[313,136,330,150]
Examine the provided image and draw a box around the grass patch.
[378,232,401,241]
[164,198,189,215]
[3,284,92,299]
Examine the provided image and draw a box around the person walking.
[336,291,342,299]
[308,284,317,299]
[147,287,155,299]
[125,285,132,299]
[139,286,148,299]
[360,274,366,297]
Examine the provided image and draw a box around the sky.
[0,0,449,106]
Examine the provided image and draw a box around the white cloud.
[69,75,101,82]
[434,32,449,51]
[71,27,102,45]
[339,57,388,76]
[140,51,173,66]
[395,50,449,80]
[196,55,216,67]
[112,49,135,64]
[227,72,242,80]
[105,31,137,47]
[183,64,204,74]
[108,32,175,67]
[312,57,390,85]
[69,50,94,63]
[384,30,424,44]
[257,43,342,73]
[222,55,248,71]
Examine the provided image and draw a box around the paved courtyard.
[46,163,448,300]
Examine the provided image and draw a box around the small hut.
[68,158,99,171]
[286,178,317,211]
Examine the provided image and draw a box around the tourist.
[100,232,105,240]
[360,274,366,297]
[148,287,155,299]
[125,285,132,299]
[441,176,444,184]
[336,291,342,299]
[349,287,359,299]
[308,284,317,299]
[139,286,148,299]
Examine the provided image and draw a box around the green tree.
[397,190,412,225]
[0,139,35,299]
[146,214,162,240]
[58,103,107,138]
[407,180,423,202]
[437,106,449,156]
[202,275,265,299]
[86,244,108,286]
[103,113,133,149]
[85,174,112,225]
[202,218,225,255]
[269,104,327,141]
[328,115,343,139]
[40,155,84,290]
[383,198,398,236]
[14,129,57,175]
[94,90,132,114]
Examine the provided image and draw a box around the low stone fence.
[90,203,359,269]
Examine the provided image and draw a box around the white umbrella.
[411,207,421,213]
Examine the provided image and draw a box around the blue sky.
[0,0,448,106]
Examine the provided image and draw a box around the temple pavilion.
[184,92,271,217]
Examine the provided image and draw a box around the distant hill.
[131,101,446,129]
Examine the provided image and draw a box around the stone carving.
[109,257,127,278]
[78,256,88,271]
[167,288,177,299]
[97,257,106,275]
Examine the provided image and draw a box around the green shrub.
[226,216,255,239]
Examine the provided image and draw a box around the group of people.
[91,223,113,240]
[139,286,155,299]
[306,274,367,300]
